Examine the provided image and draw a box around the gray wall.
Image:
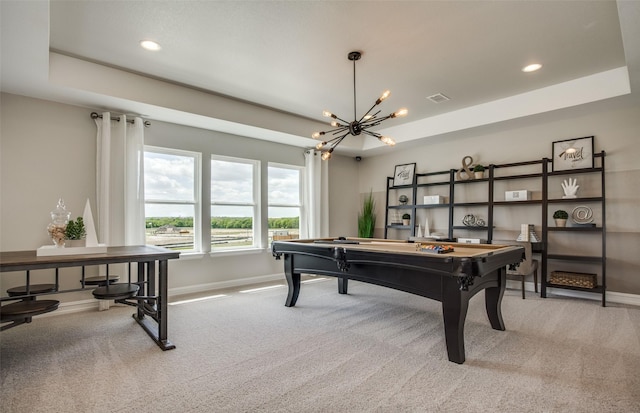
[357,97,640,295]
[0,93,360,301]
[2,92,638,300]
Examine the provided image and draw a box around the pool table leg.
[485,268,506,331]
[442,277,469,364]
[284,255,300,307]
[338,277,348,294]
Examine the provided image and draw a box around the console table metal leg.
[133,259,175,350]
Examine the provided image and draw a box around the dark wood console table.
[0,245,180,350]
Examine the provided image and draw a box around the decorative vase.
[47,199,70,247]
[554,219,567,227]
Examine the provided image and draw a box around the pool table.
[272,238,524,364]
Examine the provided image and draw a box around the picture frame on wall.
[552,136,594,171]
[393,163,416,186]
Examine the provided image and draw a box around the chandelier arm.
[331,114,351,125]
[361,115,393,129]
[360,111,388,126]
[328,127,349,136]
[330,133,349,149]
[326,132,349,144]
[357,101,382,123]
[362,130,382,138]
[318,126,349,136]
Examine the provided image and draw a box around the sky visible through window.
[268,166,300,218]
[144,151,195,217]
[144,153,300,219]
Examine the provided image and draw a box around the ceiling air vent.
[426,93,450,103]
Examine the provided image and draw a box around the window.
[268,164,302,243]
[144,147,200,251]
[211,155,260,250]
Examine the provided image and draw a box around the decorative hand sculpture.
[561,178,579,198]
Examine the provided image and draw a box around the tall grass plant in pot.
[358,190,376,238]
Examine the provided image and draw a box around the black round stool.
[7,284,58,298]
[92,284,139,300]
[1,299,60,324]
[82,275,120,286]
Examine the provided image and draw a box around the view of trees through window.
[144,148,198,251]
[268,164,301,242]
[144,149,302,251]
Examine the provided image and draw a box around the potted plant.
[553,210,568,227]
[65,216,86,247]
[402,213,411,226]
[473,164,486,179]
[358,190,376,238]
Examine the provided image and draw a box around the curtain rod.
[90,112,151,128]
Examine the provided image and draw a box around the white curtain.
[301,150,329,238]
[95,112,146,246]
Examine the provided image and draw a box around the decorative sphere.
[399,195,408,204]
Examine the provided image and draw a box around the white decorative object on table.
[47,198,71,247]
[38,199,107,256]
[83,199,100,246]
[561,178,579,199]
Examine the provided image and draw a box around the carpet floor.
[2,278,639,412]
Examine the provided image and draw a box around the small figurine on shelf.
[561,178,579,198]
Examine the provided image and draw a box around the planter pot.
[66,239,86,248]
[402,219,410,226]
[554,219,567,227]
[474,171,484,179]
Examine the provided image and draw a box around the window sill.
[209,247,266,257]
[176,252,206,260]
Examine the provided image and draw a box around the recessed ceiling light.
[522,63,542,73]
[140,40,161,51]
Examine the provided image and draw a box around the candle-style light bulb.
[379,136,396,146]
[316,141,326,150]
[391,108,408,118]
[376,90,391,104]
[312,131,324,139]
[322,110,333,118]
[321,149,333,160]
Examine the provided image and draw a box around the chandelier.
[312,51,408,160]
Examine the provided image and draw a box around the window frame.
[268,162,304,244]
[143,145,202,253]
[210,154,261,252]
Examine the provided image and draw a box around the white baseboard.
[19,275,640,320]
[167,273,285,297]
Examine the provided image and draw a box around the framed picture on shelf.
[393,163,416,186]
[552,136,594,171]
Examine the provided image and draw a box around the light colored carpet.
[1,279,639,412]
